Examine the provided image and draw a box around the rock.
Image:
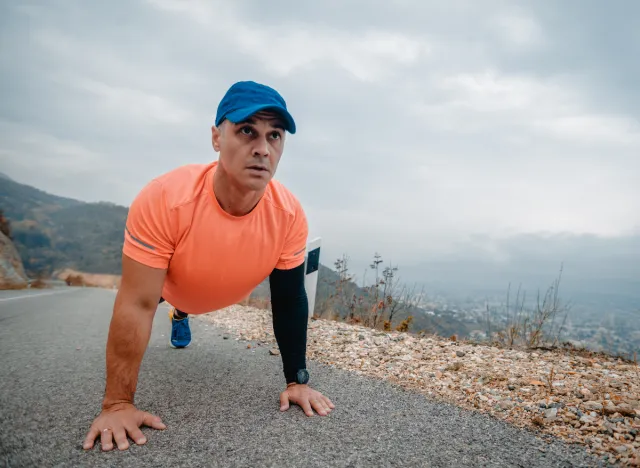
[269,349,280,356]
[580,388,593,399]
[626,399,640,409]
[584,401,603,412]
[580,415,595,424]
[223,336,229,340]
[508,385,516,391]
[604,402,618,415]
[613,404,635,417]
[496,401,515,411]
[359,334,365,340]
[456,350,466,357]
[532,416,545,426]
[544,408,558,419]
[615,445,628,454]
[0,231,28,289]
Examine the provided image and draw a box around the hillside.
[0,177,127,276]
[0,230,28,289]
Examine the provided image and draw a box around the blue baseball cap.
[215,81,296,134]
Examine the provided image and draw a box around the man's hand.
[83,403,166,451]
[279,384,335,417]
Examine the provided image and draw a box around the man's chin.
[244,177,270,192]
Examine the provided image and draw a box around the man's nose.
[253,136,270,157]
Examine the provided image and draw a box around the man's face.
[212,111,286,192]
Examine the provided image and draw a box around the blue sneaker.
[169,308,191,348]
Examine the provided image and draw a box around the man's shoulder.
[266,178,304,217]
[150,162,215,209]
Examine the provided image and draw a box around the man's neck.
[213,169,264,217]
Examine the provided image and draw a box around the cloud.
[410,70,640,146]
[491,9,545,49]
[60,76,197,126]
[145,0,431,82]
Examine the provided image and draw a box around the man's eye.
[271,131,281,139]
[240,127,253,135]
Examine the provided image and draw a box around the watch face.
[296,369,309,384]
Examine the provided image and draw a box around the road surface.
[0,287,607,467]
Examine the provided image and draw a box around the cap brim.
[224,104,296,134]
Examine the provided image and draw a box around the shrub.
[65,274,85,287]
[395,316,413,332]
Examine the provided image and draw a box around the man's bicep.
[118,253,167,311]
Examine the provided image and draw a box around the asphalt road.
[0,287,607,467]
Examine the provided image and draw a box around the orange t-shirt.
[122,161,308,314]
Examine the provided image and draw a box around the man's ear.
[211,123,223,152]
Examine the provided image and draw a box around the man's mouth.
[247,165,268,172]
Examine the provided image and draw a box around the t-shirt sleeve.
[122,179,175,269]
[275,199,309,270]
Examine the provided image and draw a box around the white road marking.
[0,289,78,302]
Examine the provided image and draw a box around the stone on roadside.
[583,401,603,411]
[615,404,635,417]
[269,348,280,355]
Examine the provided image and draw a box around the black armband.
[269,262,308,384]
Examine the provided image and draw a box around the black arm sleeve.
[269,262,308,384]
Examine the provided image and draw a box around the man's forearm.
[102,294,156,409]
[269,263,309,383]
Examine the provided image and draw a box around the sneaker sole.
[169,341,191,349]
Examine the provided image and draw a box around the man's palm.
[83,403,166,451]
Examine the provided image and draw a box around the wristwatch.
[294,369,309,385]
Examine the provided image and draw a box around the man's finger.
[300,399,314,417]
[279,392,290,411]
[310,399,328,416]
[125,424,147,446]
[83,426,100,450]
[113,427,130,451]
[100,428,114,452]
[322,396,335,409]
[141,412,167,430]
[320,400,332,414]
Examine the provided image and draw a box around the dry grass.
[55,268,120,289]
[0,282,28,290]
[30,278,50,289]
[238,296,271,310]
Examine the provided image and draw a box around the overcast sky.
[1,0,639,279]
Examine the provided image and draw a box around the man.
[83,81,334,452]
